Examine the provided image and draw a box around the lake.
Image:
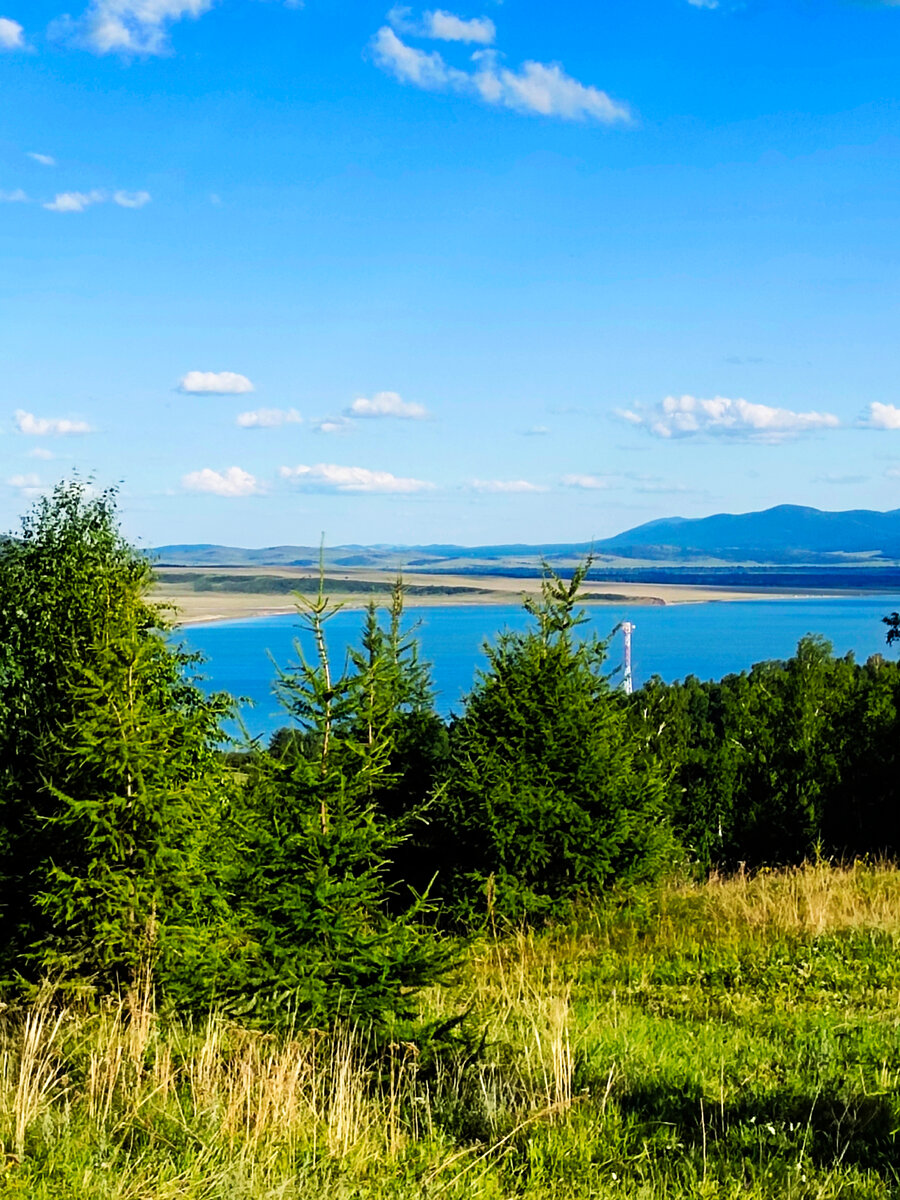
[178,594,900,743]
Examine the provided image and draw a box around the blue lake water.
[178,595,900,743]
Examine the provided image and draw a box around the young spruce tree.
[223,574,451,1031]
[440,560,673,924]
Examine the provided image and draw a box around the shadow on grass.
[616,1083,900,1175]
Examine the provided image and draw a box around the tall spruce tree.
[439,561,673,924]
[0,479,230,992]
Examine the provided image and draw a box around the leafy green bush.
[632,635,900,869]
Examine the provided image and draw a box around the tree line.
[2,481,899,1032]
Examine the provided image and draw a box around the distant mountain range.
[151,505,900,570]
[596,505,900,563]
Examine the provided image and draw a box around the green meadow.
[4,861,899,1200]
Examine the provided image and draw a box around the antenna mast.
[621,621,635,695]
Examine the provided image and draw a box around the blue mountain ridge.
[151,505,900,567]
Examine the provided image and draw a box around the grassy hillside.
[5,861,899,1198]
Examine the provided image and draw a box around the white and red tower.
[621,621,635,695]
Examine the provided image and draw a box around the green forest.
[2,480,900,1198]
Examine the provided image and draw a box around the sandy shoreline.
[152,567,791,627]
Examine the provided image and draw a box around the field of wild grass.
[3,861,900,1199]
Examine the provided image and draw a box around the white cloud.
[0,17,24,49]
[27,446,54,459]
[813,472,867,485]
[388,6,495,43]
[182,466,260,497]
[470,478,546,493]
[632,479,693,494]
[113,189,151,208]
[7,473,43,499]
[179,370,255,394]
[867,402,900,430]
[687,0,719,7]
[372,26,631,124]
[41,188,151,213]
[27,152,55,166]
[373,26,468,90]
[44,190,105,213]
[280,462,434,493]
[78,0,215,55]
[562,473,615,490]
[236,407,301,429]
[314,417,353,434]
[346,390,428,419]
[522,425,549,436]
[7,472,41,488]
[426,9,495,42]
[15,409,93,436]
[0,189,28,203]
[619,394,840,441]
[472,53,631,122]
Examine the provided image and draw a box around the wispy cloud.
[6,473,43,499]
[15,409,93,436]
[313,417,353,434]
[0,17,24,49]
[687,0,719,8]
[631,478,695,495]
[813,472,868,485]
[182,466,260,497]
[346,390,428,419]
[522,425,549,436]
[619,394,839,441]
[374,27,465,89]
[389,6,496,44]
[42,188,151,212]
[562,473,616,490]
[75,0,215,55]
[562,470,695,494]
[179,370,255,394]
[113,189,151,208]
[0,189,28,203]
[470,478,546,493]
[27,152,55,166]
[237,407,302,429]
[27,446,54,459]
[44,189,106,213]
[472,53,631,122]
[372,24,630,124]
[280,462,434,493]
[866,402,900,430]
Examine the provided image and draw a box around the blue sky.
[4,0,900,547]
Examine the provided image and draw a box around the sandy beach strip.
[152,567,787,626]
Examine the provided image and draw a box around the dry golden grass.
[1,862,898,1198]
[674,857,900,937]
